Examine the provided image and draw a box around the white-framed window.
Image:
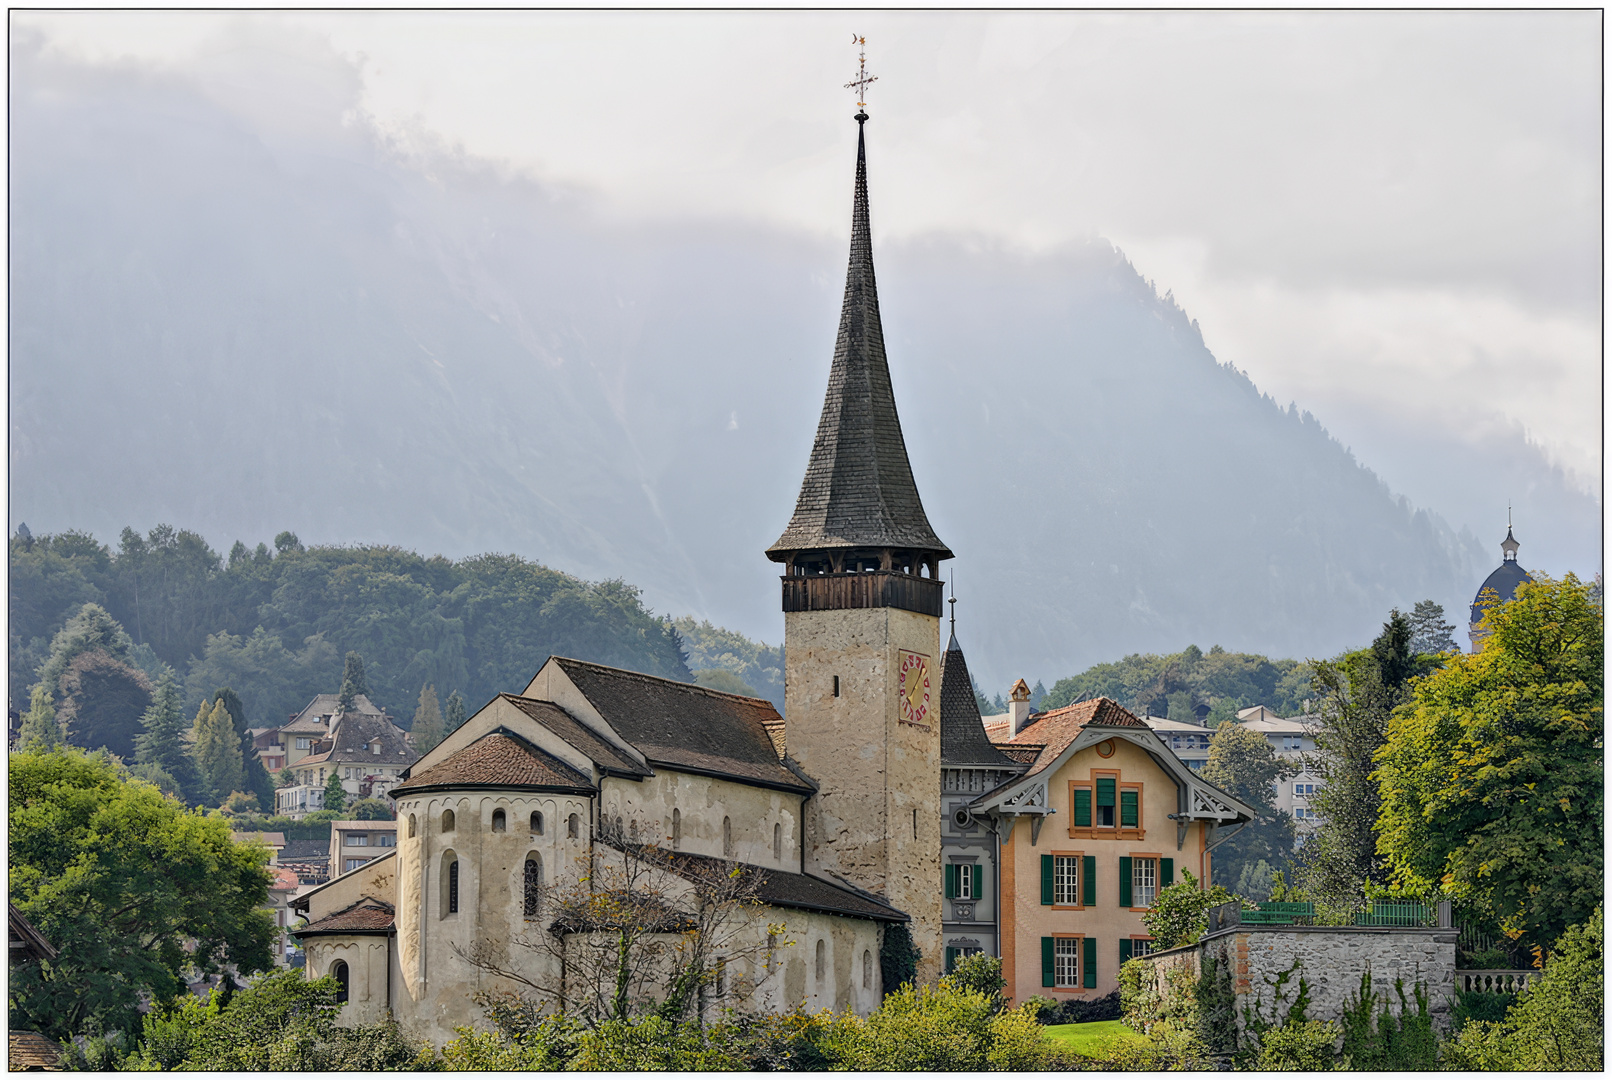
[1053,856,1080,905]
[954,863,974,900]
[349,835,368,846]
[374,834,395,847]
[1054,937,1081,987]
[1133,938,1154,957]
[1133,858,1158,907]
[1294,782,1318,796]
[344,858,365,872]
[1295,807,1316,820]
[295,737,312,750]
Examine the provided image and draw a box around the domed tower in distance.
[1469,521,1533,652]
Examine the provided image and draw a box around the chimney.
[1009,678,1033,735]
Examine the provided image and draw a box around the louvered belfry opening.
[767,112,951,616]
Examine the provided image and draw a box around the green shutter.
[972,863,984,902]
[1041,854,1053,905]
[945,864,957,899]
[1082,855,1097,908]
[1073,788,1092,827]
[1083,936,1098,988]
[1041,937,1055,987]
[1096,777,1116,807]
[946,947,958,973]
[1120,789,1139,827]
[1161,858,1174,888]
[1119,938,1133,965]
[1119,856,1133,907]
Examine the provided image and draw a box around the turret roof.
[939,631,1017,768]
[767,115,950,560]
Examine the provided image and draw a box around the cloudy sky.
[15,8,1602,527]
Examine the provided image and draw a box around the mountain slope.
[8,40,1519,691]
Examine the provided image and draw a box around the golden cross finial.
[845,34,877,108]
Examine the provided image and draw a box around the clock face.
[899,651,932,727]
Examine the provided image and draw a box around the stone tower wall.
[785,604,943,983]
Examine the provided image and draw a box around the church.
[291,103,1251,1040]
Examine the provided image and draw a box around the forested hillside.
[9,525,690,729]
[1038,645,1311,725]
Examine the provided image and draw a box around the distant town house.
[275,708,417,819]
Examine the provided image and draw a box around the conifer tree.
[337,652,368,712]
[135,672,193,796]
[323,771,347,814]
[444,690,466,735]
[191,699,243,806]
[411,684,445,754]
[18,683,63,752]
[214,686,275,812]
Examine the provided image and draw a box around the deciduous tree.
[1201,722,1293,891]
[1375,574,1601,945]
[8,749,276,1039]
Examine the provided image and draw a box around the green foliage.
[8,749,276,1039]
[1141,869,1238,948]
[691,667,760,697]
[1444,907,1603,1071]
[56,649,154,760]
[1374,574,1602,946]
[135,672,194,798]
[410,683,445,752]
[1195,955,1238,1056]
[672,616,783,710]
[1255,1019,1339,1070]
[347,797,395,820]
[444,689,466,734]
[323,771,347,814]
[121,969,433,1070]
[222,790,260,814]
[1335,970,1437,1071]
[438,1016,581,1071]
[190,698,244,806]
[1301,608,1430,906]
[34,602,133,704]
[1041,643,1310,718]
[878,921,920,996]
[13,527,695,733]
[831,979,1015,1070]
[1451,988,1514,1027]
[1407,599,1456,655]
[337,651,369,712]
[215,685,275,811]
[1202,722,1295,891]
[948,952,1006,1009]
[18,682,64,751]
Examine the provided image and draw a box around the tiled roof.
[269,867,301,892]
[233,831,287,847]
[284,693,384,732]
[994,744,1042,765]
[939,632,1018,768]
[392,730,594,795]
[1003,697,1148,777]
[294,897,394,937]
[9,1030,61,1071]
[555,659,811,793]
[766,118,950,561]
[502,694,648,778]
[624,845,907,923]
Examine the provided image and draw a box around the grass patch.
[1043,1020,1146,1057]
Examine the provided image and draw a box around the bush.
[949,952,1006,1007]
[1336,971,1436,1070]
[570,1015,746,1071]
[1256,1020,1339,1070]
[1451,988,1514,1027]
[985,1005,1054,1070]
[1031,990,1122,1025]
[1142,869,1239,948]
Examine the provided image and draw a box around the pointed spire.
[767,115,952,562]
[938,596,1014,767]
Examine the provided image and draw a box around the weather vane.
[845,35,877,110]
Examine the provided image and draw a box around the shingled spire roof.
[940,628,1016,768]
[767,114,951,561]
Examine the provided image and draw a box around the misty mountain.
[10,38,1570,693]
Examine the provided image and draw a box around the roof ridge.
[551,658,776,708]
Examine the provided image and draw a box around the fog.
[8,25,1600,692]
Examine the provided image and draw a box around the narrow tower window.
[833,675,840,697]
[567,813,579,839]
[863,950,872,989]
[441,809,455,832]
[530,811,544,834]
[773,822,782,861]
[332,960,349,1003]
[407,814,416,838]
[815,939,826,981]
[723,816,734,858]
[671,808,681,850]
[491,809,506,832]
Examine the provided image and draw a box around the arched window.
[332,959,350,1003]
[815,939,826,981]
[407,814,417,838]
[714,958,727,996]
[567,813,580,839]
[442,809,456,832]
[523,854,543,918]
[671,808,681,850]
[441,852,459,917]
[723,816,733,858]
[773,822,782,861]
[492,808,507,832]
[863,950,872,989]
[530,811,544,835]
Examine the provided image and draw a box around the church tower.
[767,108,951,982]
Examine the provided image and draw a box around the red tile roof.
[1002,697,1148,776]
[392,729,594,795]
[294,897,394,936]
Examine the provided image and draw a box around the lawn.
[1043,1020,1147,1057]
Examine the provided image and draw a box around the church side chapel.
[293,55,1246,1040]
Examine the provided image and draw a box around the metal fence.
[1350,901,1435,927]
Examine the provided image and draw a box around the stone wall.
[1136,924,1458,1043]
